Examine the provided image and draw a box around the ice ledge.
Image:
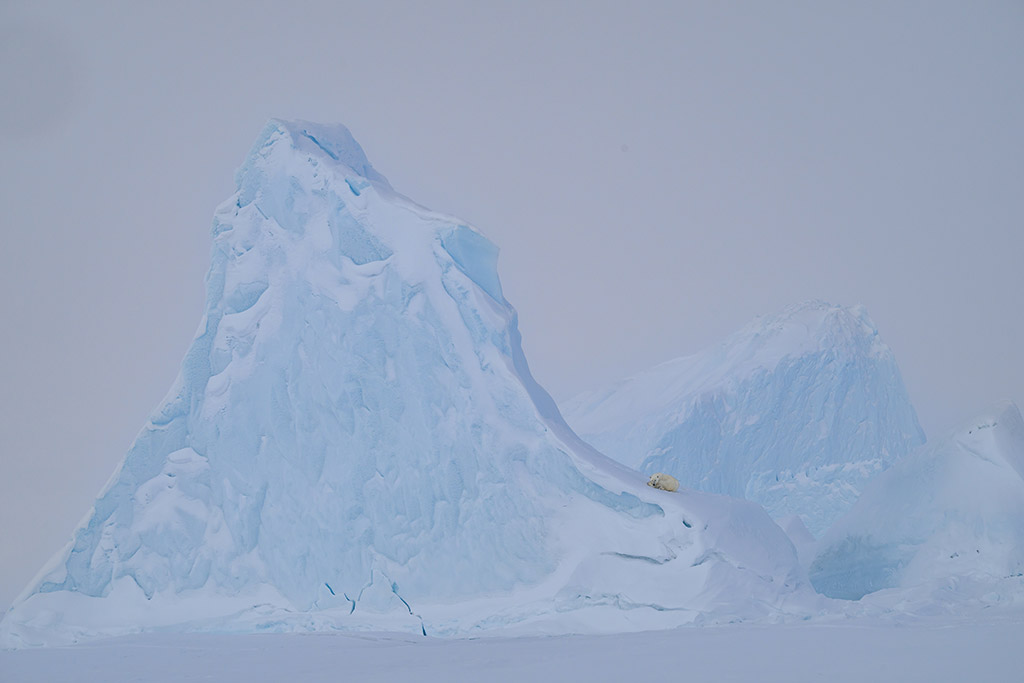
[953,400,1024,480]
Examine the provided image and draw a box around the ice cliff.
[810,401,1024,604]
[0,121,811,647]
[562,302,925,536]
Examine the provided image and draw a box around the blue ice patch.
[440,226,503,302]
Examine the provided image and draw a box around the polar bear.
[647,472,679,492]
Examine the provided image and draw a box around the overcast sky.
[1,0,1021,611]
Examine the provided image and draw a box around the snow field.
[3,619,1023,683]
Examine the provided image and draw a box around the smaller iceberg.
[563,301,925,536]
[810,401,1024,602]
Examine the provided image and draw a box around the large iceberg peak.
[0,121,812,647]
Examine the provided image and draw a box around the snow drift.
[810,401,1024,604]
[562,301,925,536]
[1,121,811,647]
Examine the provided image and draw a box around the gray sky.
[1,0,1021,612]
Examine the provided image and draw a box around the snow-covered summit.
[255,119,393,190]
[729,299,889,361]
[563,301,925,536]
[1,121,812,647]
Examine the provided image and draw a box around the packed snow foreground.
[0,121,816,648]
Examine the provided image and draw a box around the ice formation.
[810,401,1024,603]
[1,121,811,647]
[562,302,925,536]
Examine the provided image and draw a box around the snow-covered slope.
[562,302,925,536]
[1,121,811,647]
[810,401,1024,604]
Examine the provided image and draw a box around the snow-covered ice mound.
[562,301,925,535]
[0,121,812,647]
[810,401,1024,604]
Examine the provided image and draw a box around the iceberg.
[562,301,925,536]
[1,121,811,647]
[810,401,1024,603]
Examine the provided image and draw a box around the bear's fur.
[647,472,679,492]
